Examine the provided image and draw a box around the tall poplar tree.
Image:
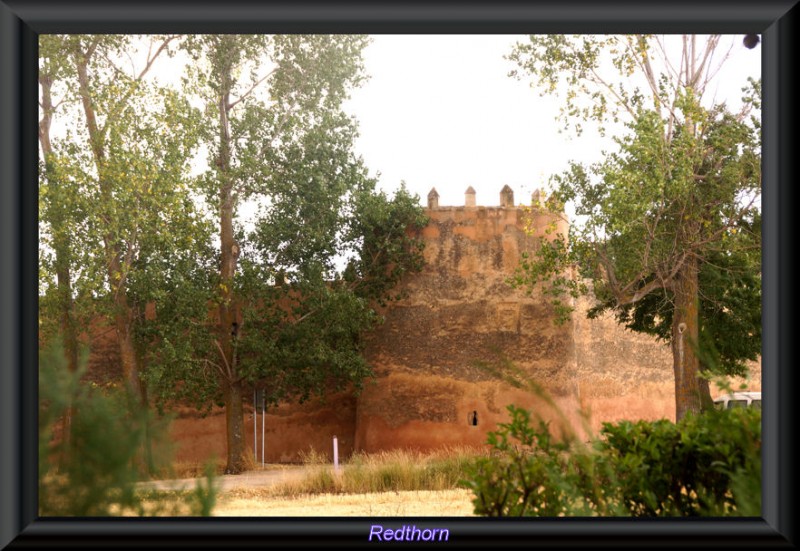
[39,35,85,445]
[168,34,426,473]
[509,35,761,420]
[39,35,207,402]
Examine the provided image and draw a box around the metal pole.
[253,389,257,462]
[261,392,265,468]
[677,322,686,393]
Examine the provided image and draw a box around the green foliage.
[463,404,761,517]
[38,34,426,471]
[38,34,212,407]
[511,97,761,377]
[39,339,218,516]
[236,278,376,405]
[607,240,762,376]
[231,184,426,408]
[343,182,428,305]
[462,406,587,516]
[133,229,219,412]
[598,407,761,516]
[509,36,761,418]
[187,462,219,516]
[129,35,426,426]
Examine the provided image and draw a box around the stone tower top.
[465,186,476,207]
[425,185,528,209]
[500,185,514,207]
[531,188,546,208]
[427,187,439,209]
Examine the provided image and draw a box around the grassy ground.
[140,447,481,516]
[275,446,479,496]
[214,488,475,516]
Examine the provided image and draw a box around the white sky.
[42,34,762,216]
[38,34,761,290]
[343,35,761,209]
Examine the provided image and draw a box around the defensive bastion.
[86,185,758,463]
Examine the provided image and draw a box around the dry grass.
[168,459,227,479]
[213,489,476,516]
[134,447,481,517]
[267,446,479,497]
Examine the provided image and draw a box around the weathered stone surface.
[353,205,581,452]
[77,195,761,463]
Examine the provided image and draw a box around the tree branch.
[597,243,686,307]
[137,35,178,82]
[587,66,637,121]
[227,68,277,111]
[99,36,178,140]
[213,338,235,381]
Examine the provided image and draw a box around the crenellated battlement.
[426,185,559,211]
[421,185,568,249]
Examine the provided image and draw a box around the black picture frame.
[1,1,796,548]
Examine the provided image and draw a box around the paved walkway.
[139,465,312,492]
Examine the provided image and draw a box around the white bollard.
[333,435,339,472]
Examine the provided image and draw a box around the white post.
[333,435,339,472]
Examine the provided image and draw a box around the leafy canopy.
[509,35,761,377]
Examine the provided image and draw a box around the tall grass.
[273,447,480,497]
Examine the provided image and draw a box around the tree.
[39,34,211,403]
[237,183,427,409]
[61,34,189,398]
[38,339,218,516]
[144,34,427,473]
[39,34,212,472]
[39,35,84,445]
[509,35,761,420]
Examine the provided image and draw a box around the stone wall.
[571,294,677,429]
[571,294,762,431]
[76,186,761,463]
[355,201,582,452]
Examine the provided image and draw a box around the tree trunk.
[40,70,80,446]
[218,194,246,473]
[114,300,143,402]
[74,45,144,402]
[670,256,712,421]
[216,39,246,473]
[56,258,79,446]
[224,380,247,473]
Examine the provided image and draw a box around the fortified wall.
[354,185,581,452]
[83,185,759,463]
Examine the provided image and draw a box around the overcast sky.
[343,35,761,209]
[43,34,761,214]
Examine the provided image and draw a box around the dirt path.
[139,466,310,492]
[140,467,477,516]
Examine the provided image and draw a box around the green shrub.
[463,404,761,517]
[39,339,218,516]
[597,406,761,516]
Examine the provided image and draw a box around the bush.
[597,406,761,516]
[462,404,761,517]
